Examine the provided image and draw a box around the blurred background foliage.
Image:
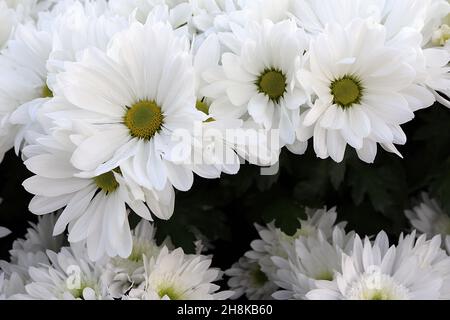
[0,103,449,270]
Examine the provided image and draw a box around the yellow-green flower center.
[158,286,183,300]
[330,75,363,108]
[315,271,334,281]
[257,69,287,102]
[42,84,53,98]
[124,100,164,140]
[196,99,215,122]
[94,171,119,194]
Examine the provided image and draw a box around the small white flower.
[128,246,233,300]
[0,214,64,280]
[308,231,450,300]
[203,19,309,152]
[299,19,435,163]
[53,21,204,195]
[23,129,173,261]
[225,256,277,300]
[273,227,355,300]
[103,220,170,298]
[13,243,111,300]
[246,207,344,281]
[405,193,450,253]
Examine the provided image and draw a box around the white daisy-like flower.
[273,227,355,300]
[0,22,52,160]
[128,246,233,300]
[203,19,309,152]
[23,129,173,261]
[0,214,64,280]
[307,231,450,300]
[7,1,127,155]
[103,219,170,298]
[405,193,450,253]
[246,207,344,281]
[13,243,111,300]
[299,19,436,163]
[53,20,204,195]
[396,231,450,299]
[225,256,277,300]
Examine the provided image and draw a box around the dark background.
[1,103,449,272]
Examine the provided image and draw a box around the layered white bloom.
[0,214,64,280]
[308,231,450,300]
[246,207,344,281]
[273,227,355,300]
[225,256,277,300]
[54,21,204,197]
[405,193,450,253]
[103,220,168,298]
[0,22,52,161]
[23,129,173,261]
[13,243,111,300]
[128,246,232,300]
[203,19,309,152]
[299,19,435,163]
[396,231,450,299]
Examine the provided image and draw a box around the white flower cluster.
[227,206,450,300]
[0,0,449,288]
[0,216,231,300]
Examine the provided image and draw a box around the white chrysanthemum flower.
[0,214,65,280]
[13,244,111,300]
[246,207,344,280]
[203,19,309,152]
[53,21,204,196]
[0,22,52,161]
[0,226,11,238]
[273,227,355,300]
[405,193,450,253]
[225,256,277,300]
[6,2,127,156]
[299,19,436,163]
[23,129,173,261]
[307,231,450,300]
[128,246,233,300]
[396,231,450,299]
[103,220,170,298]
